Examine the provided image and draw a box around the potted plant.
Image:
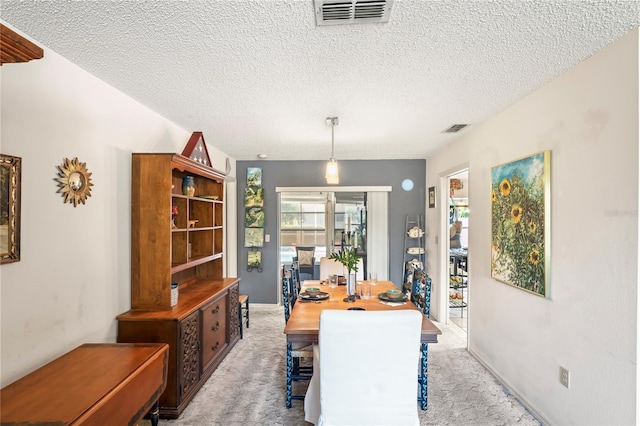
[329,247,361,301]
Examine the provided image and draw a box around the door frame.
[436,165,469,334]
[275,186,391,304]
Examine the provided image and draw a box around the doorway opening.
[447,170,469,332]
[278,191,367,280]
[276,186,391,304]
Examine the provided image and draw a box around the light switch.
[265,234,270,243]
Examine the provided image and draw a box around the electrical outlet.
[560,366,570,388]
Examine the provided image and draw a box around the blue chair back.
[410,269,432,317]
[282,269,293,323]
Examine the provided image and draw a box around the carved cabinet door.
[179,311,200,401]
[228,284,240,341]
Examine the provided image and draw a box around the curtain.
[366,191,389,281]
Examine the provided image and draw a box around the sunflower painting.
[491,151,550,297]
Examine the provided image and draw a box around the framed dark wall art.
[428,186,436,208]
[0,154,21,264]
[491,151,550,297]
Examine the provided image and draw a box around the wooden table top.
[1,343,168,425]
[284,280,441,344]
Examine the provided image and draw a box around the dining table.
[283,279,441,410]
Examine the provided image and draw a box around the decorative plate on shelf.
[407,226,424,238]
[407,247,425,255]
[196,195,219,200]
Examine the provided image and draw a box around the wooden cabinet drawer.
[201,297,227,368]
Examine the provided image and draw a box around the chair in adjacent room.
[282,266,313,408]
[304,310,422,425]
[294,246,316,279]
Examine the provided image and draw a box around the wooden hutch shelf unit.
[0,24,44,65]
[117,153,240,419]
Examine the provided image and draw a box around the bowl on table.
[306,287,321,296]
[385,289,404,300]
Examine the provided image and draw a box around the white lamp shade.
[325,160,339,184]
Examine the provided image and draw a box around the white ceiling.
[1,1,638,161]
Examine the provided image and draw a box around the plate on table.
[299,291,329,301]
[378,293,409,303]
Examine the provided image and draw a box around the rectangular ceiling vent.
[443,124,469,133]
[314,0,393,26]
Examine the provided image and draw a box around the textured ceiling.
[1,1,638,160]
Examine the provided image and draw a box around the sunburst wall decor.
[55,157,93,207]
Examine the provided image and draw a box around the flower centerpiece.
[329,246,361,301]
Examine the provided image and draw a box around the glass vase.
[345,272,357,302]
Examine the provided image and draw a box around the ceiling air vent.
[443,124,469,133]
[314,0,393,26]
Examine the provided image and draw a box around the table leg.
[420,343,428,410]
[286,342,293,408]
[149,400,160,426]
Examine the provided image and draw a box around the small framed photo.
[428,186,436,208]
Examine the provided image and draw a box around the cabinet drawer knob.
[212,306,220,314]
[212,342,219,351]
[212,321,220,332]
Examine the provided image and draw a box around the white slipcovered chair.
[319,257,345,281]
[304,310,422,425]
[319,256,365,281]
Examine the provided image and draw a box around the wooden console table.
[0,343,168,426]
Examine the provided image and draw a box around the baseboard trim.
[467,347,550,426]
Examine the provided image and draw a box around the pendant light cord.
[330,120,335,160]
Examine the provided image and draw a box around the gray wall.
[237,160,425,304]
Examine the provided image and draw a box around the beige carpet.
[158,304,540,426]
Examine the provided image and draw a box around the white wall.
[426,28,639,425]
[0,24,236,386]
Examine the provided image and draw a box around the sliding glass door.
[276,186,390,294]
[280,192,329,266]
[279,191,367,279]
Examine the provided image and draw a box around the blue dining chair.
[411,270,432,410]
[282,266,313,408]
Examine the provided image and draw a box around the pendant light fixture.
[325,116,339,184]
